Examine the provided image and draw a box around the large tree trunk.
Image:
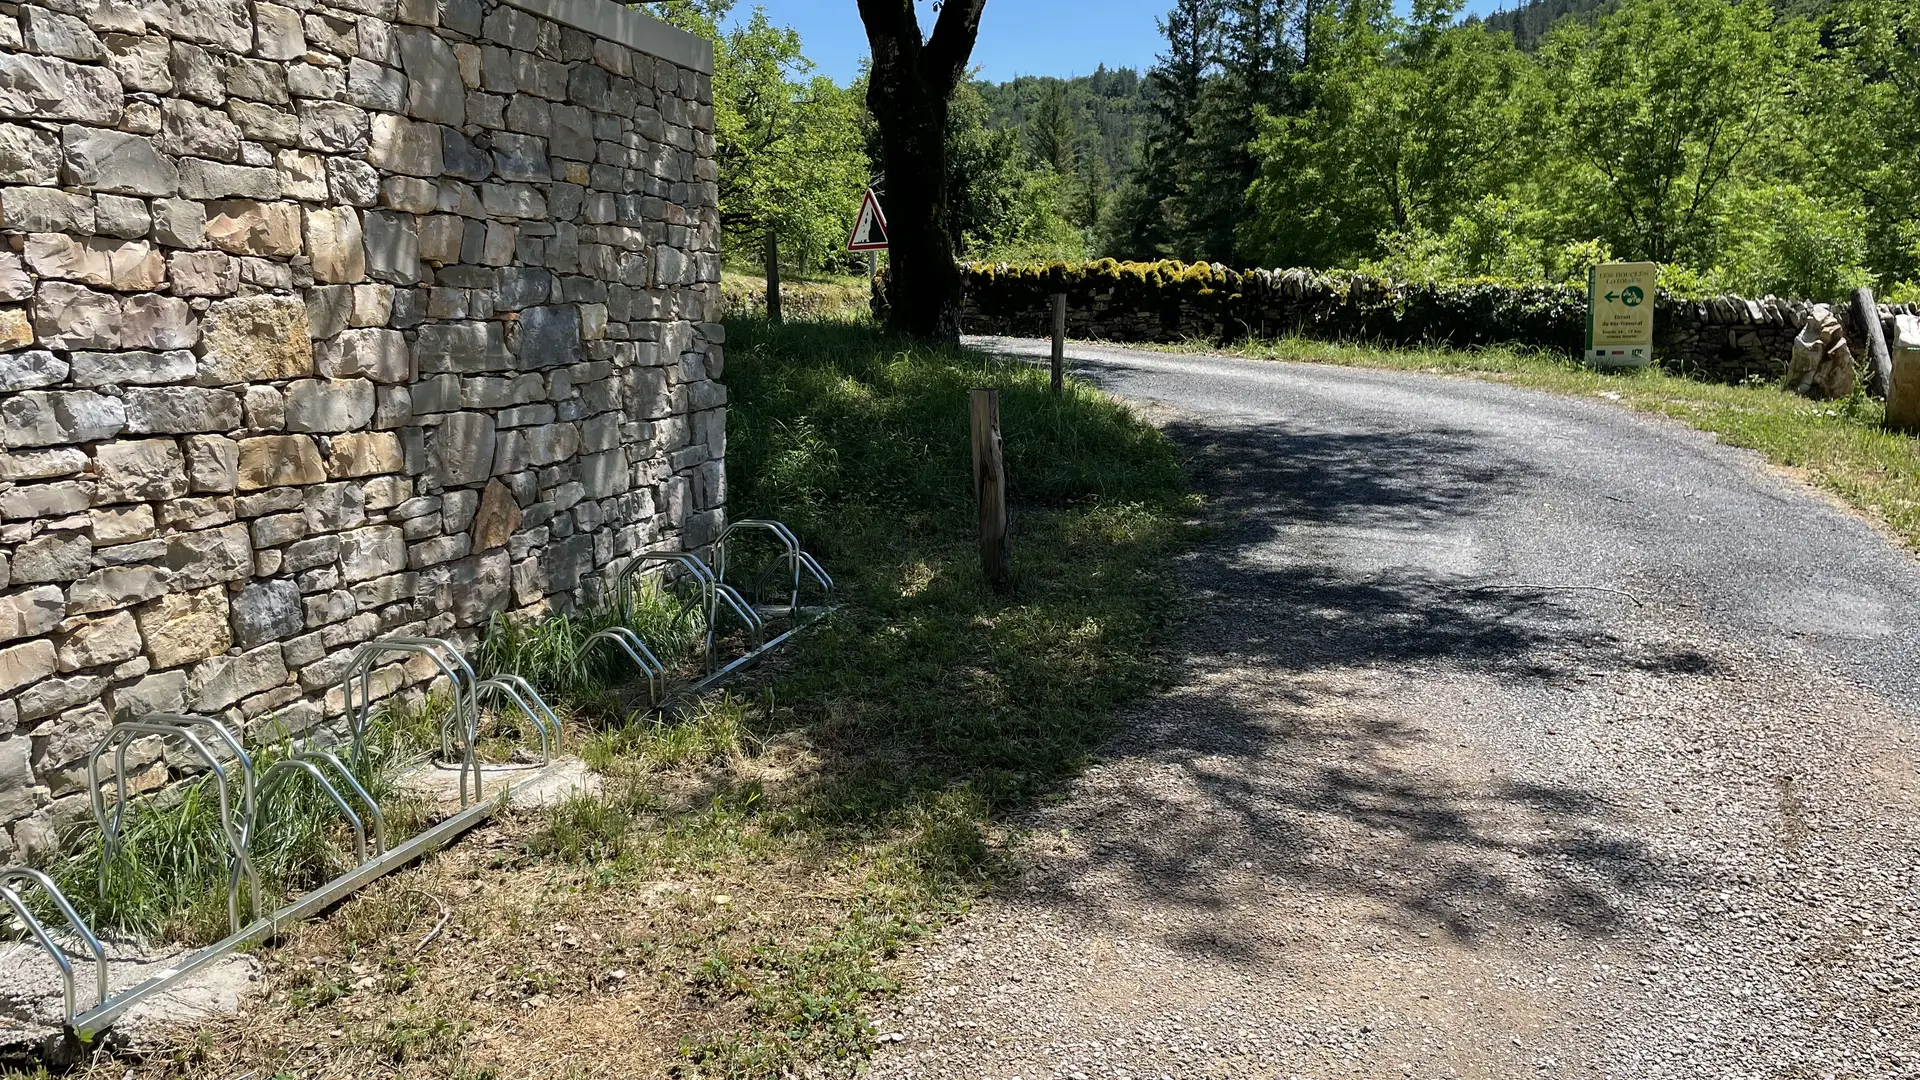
[858,0,987,342]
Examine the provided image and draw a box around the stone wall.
[957,262,1919,384]
[0,0,723,858]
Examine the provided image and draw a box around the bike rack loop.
[256,758,372,865]
[583,627,667,704]
[291,745,388,855]
[715,520,804,613]
[449,675,564,765]
[86,719,262,936]
[341,637,482,807]
[0,868,108,1025]
[613,551,718,637]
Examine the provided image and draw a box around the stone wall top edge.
[501,0,715,74]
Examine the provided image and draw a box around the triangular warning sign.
[847,189,889,251]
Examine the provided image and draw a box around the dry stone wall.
[0,0,724,858]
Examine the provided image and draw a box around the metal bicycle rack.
[87,714,261,935]
[0,867,108,1026]
[583,626,668,704]
[467,673,564,764]
[713,519,835,624]
[257,747,388,865]
[342,637,483,807]
[612,549,769,678]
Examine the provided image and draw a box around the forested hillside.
[679,0,1919,303]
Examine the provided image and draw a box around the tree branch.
[925,0,989,93]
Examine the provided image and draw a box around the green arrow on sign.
[1606,291,1619,303]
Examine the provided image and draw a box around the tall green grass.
[45,701,434,945]
[473,577,706,711]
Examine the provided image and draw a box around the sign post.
[847,188,889,281]
[1586,262,1659,368]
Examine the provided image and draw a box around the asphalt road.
[870,339,1920,1080]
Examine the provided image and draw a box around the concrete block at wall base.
[1889,315,1920,432]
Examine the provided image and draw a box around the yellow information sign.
[1586,262,1659,367]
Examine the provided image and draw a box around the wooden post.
[1050,292,1066,394]
[765,231,783,325]
[1853,286,1892,397]
[970,388,1011,593]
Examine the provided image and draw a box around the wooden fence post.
[1853,286,1892,398]
[1051,292,1066,394]
[765,231,783,325]
[970,388,1011,593]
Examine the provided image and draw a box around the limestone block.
[307,285,353,341]
[303,481,366,533]
[392,26,463,125]
[276,149,330,203]
[92,504,156,544]
[0,389,125,447]
[491,131,548,182]
[319,328,409,382]
[227,580,300,652]
[178,159,281,201]
[198,294,313,384]
[368,114,442,177]
[12,534,91,582]
[1890,314,1920,433]
[61,125,177,195]
[31,282,121,350]
[136,586,231,669]
[287,62,343,100]
[183,432,238,491]
[253,3,306,61]
[68,565,170,615]
[70,348,197,387]
[159,97,241,162]
[101,34,173,94]
[338,525,407,583]
[0,479,91,518]
[418,214,464,264]
[493,422,580,475]
[327,431,404,478]
[442,126,492,181]
[251,512,306,547]
[0,640,56,695]
[229,60,290,107]
[516,305,581,367]
[429,411,495,486]
[380,176,438,214]
[24,234,116,288]
[229,100,300,145]
[345,57,406,112]
[0,585,65,643]
[152,199,208,249]
[480,182,545,220]
[95,194,151,241]
[1,187,94,233]
[0,447,88,483]
[236,434,325,490]
[107,669,186,718]
[363,210,422,285]
[204,200,303,258]
[122,294,199,351]
[165,522,252,589]
[0,254,30,303]
[303,206,366,284]
[242,385,284,429]
[167,41,229,105]
[551,103,595,161]
[0,53,123,125]
[0,350,65,391]
[95,439,189,502]
[167,251,239,297]
[296,100,369,156]
[171,0,253,51]
[471,478,519,551]
[324,157,380,210]
[284,378,376,433]
[188,643,288,711]
[0,123,60,185]
[125,385,244,434]
[58,610,142,671]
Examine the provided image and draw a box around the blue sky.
[727,1,1519,84]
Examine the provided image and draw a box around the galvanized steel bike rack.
[342,636,482,807]
[468,673,564,764]
[256,748,387,865]
[0,867,108,1026]
[612,549,767,676]
[713,519,835,623]
[87,714,261,935]
[583,626,668,705]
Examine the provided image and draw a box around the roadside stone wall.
[0,0,723,859]
[957,262,1918,384]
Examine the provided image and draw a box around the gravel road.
[867,341,1920,1080]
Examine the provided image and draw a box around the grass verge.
[1149,335,1920,551]
[28,318,1189,1080]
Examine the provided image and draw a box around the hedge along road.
[870,338,1920,1080]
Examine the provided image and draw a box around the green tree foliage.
[712,10,870,271]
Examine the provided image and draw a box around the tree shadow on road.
[1005,414,1684,960]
